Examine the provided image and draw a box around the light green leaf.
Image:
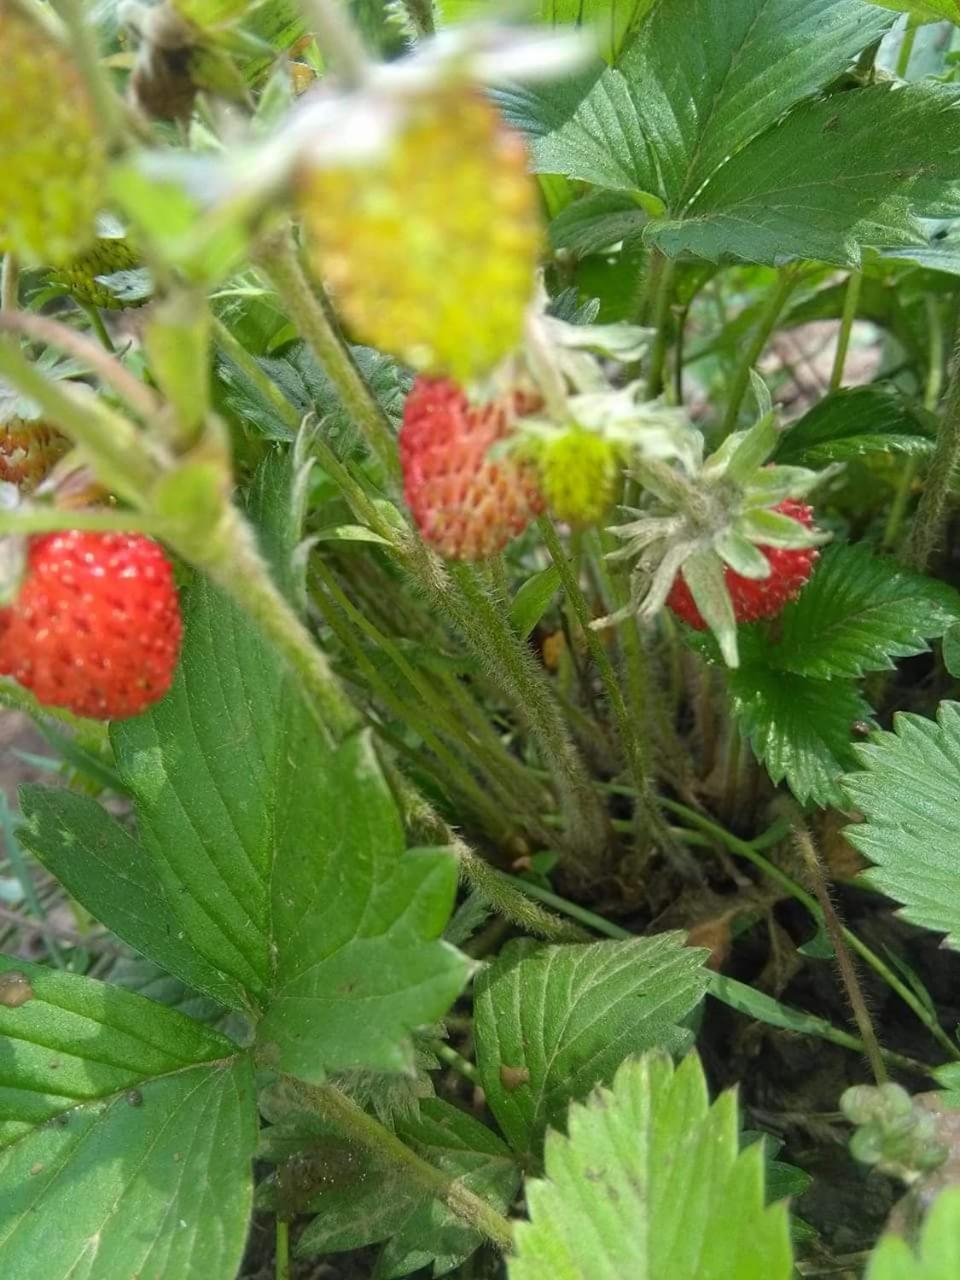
[769,544,960,679]
[18,786,237,1007]
[866,1188,960,1279]
[649,85,960,265]
[313,523,394,546]
[502,0,893,207]
[844,702,960,949]
[474,935,709,1158]
[774,385,937,466]
[0,956,254,1280]
[865,0,959,23]
[509,1053,793,1280]
[510,565,562,638]
[728,667,870,806]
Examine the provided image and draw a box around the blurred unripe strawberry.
[0,420,69,493]
[534,430,620,526]
[54,236,145,309]
[0,0,105,264]
[399,376,544,560]
[299,90,541,380]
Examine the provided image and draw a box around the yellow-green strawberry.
[299,88,541,381]
[0,0,106,264]
[533,429,620,527]
[53,236,147,309]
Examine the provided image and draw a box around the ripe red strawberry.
[0,531,182,719]
[399,376,544,560]
[666,499,818,628]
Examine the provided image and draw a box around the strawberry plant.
[8,0,960,1276]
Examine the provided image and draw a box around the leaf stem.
[721,267,799,435]
[793,822,887,1085]
[829,270,862,392]
[0,255,19,313]
[284,1077,515,1253]
[0,508,161,536]
[644,250,676,399]
[275,1218,290,1280]
[51,0,128,150]
[256,230,401,485]
[907,326,960,572]
[896,15,919,79]
[212,317,302,436]
[401,0,436,35]
[298,0,370,87]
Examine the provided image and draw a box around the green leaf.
[649,84,960,264]
[844,702,960,949]
[18,786,238,1007]
[768,543,960,680]
[550,190,647,255]
[866,1188,960,1280]
[283,1097,520,1277]
[536,0,657,61]
[256,734,468,1080]
[0,956,254,1279]
[474,935,709,1158]
[728,667,870,806]
[510,565,562,638]
[865,0,959,22]
[943,622,960,676]
[509,1053,793,1280]
[774,386,937,466]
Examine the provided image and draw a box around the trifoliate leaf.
[729,667,870,807]
[844,702,960,950]
[768,543,960,680]
[474,935,709,1159]
[509,1053,793,1280]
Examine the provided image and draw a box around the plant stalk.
[285,1077,515,1253]
[829,270,862,392]
[298,0,370,87]
[256,230,401,486]
[51,0,128,150]
[212,317,303,435]
[721,267,800,435]
[274,1219,290,1280]
[644,251,676,399]
[0,255,19,313]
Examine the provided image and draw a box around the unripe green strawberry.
[299,89,541,381]
[0,419,69,493]
[0,0,106,264]
[53,236,144,310]
[533,429,620,526]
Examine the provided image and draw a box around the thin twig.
[907,326,960,571]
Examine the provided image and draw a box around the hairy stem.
[793,823,886,1085]
[721,267,800,435]
[907,326,960,571]
[829,270,862,392]
[299,0,370,86]
[401,0,436,35]
[281,1077,515,1252]
[256,230,401,486]
[212,317,302,435]
[644,251,676,399]
[448,560,610,868]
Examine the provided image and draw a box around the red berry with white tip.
[666,499,818,628]
[0,530,182,720]
[399,376,544,561]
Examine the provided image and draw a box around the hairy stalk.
[721,266,800,435]
[0,255,19,313]
[299,0,370,86]
[0,508,160,537]
[212,318,302,435]
[256,230,401,486]
[311,564,523,840]
[663,798,960,1061]
[907,326,960,572]
[191,506,359,744]
[0,339,162,504]
[829,270,862,392]
[401,0,436,35]
[447,560,610,868]
[793,823,887,1085]
[0,311,161,420]
[280,1077,515,1252]
[77,300,116,354]
[540,516,656,818]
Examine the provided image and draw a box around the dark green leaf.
[550,190,647,255]
[728,667,870,806]
[774,386,936,466]
[474,934,708,1158]
[768,543,960,679]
